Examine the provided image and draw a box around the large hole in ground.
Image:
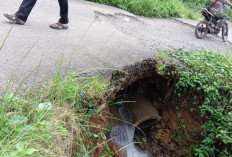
[107,60,204,157]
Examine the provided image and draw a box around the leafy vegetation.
[128,0,183,18]
[168,49,232,157]
[88,0,232,20]
[87,0,203,19]
[0,72,110,157]
[182,0,208,9]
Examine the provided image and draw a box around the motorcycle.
[195,6,230,42]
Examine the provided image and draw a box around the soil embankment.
[107,59,204,157]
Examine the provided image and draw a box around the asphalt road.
[0,0,232,94]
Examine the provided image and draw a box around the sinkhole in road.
[107,59,203,157]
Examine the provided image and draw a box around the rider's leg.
[214,12,227,29]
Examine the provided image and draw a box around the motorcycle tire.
[222,23,228,42]
[195,21,208,39]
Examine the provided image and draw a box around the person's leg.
[214,11,227,30]
[15,0,38,22]
[217,13,227,27]
[50,0,68,29]
[58,0,69,24]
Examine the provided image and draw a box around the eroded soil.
[108,61,204,157]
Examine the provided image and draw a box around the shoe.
[50,22,68,30]
[3,13,25,25]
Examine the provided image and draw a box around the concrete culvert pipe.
[126,94,161,128]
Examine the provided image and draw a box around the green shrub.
[128,0,155,17]
[168,49,232,157]
[88,0,231,19]
[88,0,130,10]
[182,0,209,9]
[153,0,183,18]
[88,0,183,18]
[195,105,232,157]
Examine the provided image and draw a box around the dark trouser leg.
[15,0,37,22]
[58,0,69,24]
[217,13,227,27]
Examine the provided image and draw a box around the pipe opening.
[107,60,203,157]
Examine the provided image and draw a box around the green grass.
[0,71,111,157]
[87,0,203,19]
[181,4,202,20]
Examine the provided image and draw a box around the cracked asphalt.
[0,0,232,94]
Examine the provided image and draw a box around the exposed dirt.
[106,59,205,157]
[134,96,203,157]
[64,58,204,157]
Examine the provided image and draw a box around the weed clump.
[0,73,110,157]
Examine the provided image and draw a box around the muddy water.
[110,105,152,157]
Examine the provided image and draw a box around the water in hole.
[110,103,152,157]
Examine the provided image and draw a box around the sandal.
[3,13,25,25]
[50,22,68,30]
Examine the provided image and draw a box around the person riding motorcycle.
[208,0,232,31]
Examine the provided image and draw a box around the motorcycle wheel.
[222,23,228,42]
[195,21,208,39]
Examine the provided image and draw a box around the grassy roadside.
[87,0,203,20]
[0,71,111,157]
